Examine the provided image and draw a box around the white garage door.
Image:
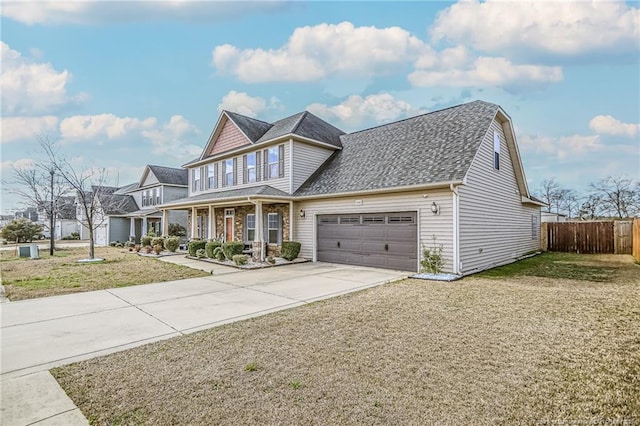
[317,212,417,271]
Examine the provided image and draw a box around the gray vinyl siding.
[294,189,454,273]
[163,186,188,203]
[189,142,291,196]
[292,142,334,192]
[458,118,541,274]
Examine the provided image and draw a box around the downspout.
[450,183,460,275]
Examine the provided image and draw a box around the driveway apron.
[1,260,408,425]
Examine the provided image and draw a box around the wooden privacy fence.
[633,219,640,261]
[545,221,634,254]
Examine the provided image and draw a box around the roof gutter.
[294,180,464,200]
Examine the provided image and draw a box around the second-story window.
[192,168,201,192]
[268,147,279,178]
[207,164,216,189]
[265,145,285,179]
[224,159,234,187]
[245,153,256,183]
[155,188,161,205]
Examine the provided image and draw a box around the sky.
[1,0,639,214]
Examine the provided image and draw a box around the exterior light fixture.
[299,209,306,218]
[431,202,439,214]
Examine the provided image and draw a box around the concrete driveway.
[0,261,408,425]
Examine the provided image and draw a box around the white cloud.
[0,42,85,115]
[589,115,639,138]
[60,114,156,141]
[409,50,563,89]
[217,91,271,118]
[212,21,425,83]
[430,0,640,60]
[520,133,602,159]
[0,158,37,173]
[307,93,425,127]
[0,116,59,144]
[1,1,287,25]
[141,115,202,159]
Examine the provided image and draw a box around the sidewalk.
[0,257,407,425]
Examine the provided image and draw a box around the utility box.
[30,244,40,259]
[18,246,30,257]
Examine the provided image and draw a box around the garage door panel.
[317,212,417,272]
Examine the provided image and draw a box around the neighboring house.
[541,212,567,223]
[160,100,543,274]
[53,196,79,239]
[76,165,189,245]
[14,208,39,222]
[0,215,15,229]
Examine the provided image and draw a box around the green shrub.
[196,248,206,258]
[164,236,180,252]
[146,231,156,238]
[281,241,301,261]
[109,241,117,247]
[213,246,225,261]
[232,254,248,265]
[421,235,445,274]
[124,241,135,248]
[188,240,206,257]
[168,223,187,237]
[61,232,80,241]
[151,236,165,249]
[222,241,244,260]
[205,241,222,258]
[266,256,276,265]
[115,242,124,248]
[141,235,153,247]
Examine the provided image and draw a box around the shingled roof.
[162,185,290,207]
[225,111,273,143]
[148,165,188,186]
[256,111,344,148]
[294,100,499,197]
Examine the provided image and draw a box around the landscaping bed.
[52,254,640,425]
[0,247,209,300]
[185,255,310,269]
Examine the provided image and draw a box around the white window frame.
[192,168,201,192]
[246,214,255,242]
[268,147,279,178]
[267,212,280,244]
[225,159,234,187]
[493,131,500,170]
[246,153,257,183]
[207,164,215,189]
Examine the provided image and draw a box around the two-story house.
[77,165,189,245]
[161,100,544,275]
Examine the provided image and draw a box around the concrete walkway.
[0,259,408,425]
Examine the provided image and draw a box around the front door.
[224,209,234,241]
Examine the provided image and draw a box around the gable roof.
[256,111,344,148]
[225,111,273,143]
[98,193,139,215]
[295,100,500,197]
[114,182,139,194]
[147,165,188,186]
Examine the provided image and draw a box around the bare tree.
[589,176,639,219]
[40,137,127,259]
[558,188,581,219]
[536,178,560,213]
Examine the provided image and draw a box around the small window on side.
[493,131,500,170]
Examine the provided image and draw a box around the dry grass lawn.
[53,254,640,425]
[0,247,208,300]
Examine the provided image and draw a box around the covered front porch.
[159,187,295,261]
[122,209,163,243]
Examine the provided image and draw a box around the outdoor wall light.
[431,202,439,214]
[299,209,306,218]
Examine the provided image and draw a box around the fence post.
[540,222,548,251]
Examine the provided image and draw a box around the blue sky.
[1,0,639,214]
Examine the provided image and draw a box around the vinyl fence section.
[547,222,615,254]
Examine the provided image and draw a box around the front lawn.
[52,254,640,425]
[0,247,209,300]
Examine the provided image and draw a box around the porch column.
[208,205,215,240]
[191,207,197,239]
[289,201,294,241]
[162,210,169,236]
[255,201,265,261]
[129,217,135,241]
[142,217,148,236]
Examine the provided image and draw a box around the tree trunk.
[88,225,95,259]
